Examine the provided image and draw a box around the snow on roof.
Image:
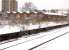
[45,12,67,16]
[34,12,38,13]
[12,11,17,13]
[26,11,30,13]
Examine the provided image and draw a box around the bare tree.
[50,9,57,13]
[21,2,37,12]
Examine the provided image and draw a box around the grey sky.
[0,0,69,11]
[18,0,69,9]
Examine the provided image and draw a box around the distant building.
[2,0,18,12]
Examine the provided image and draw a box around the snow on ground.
[0,22,66,35]
[0,25,21,35]
[24,22,66,30]
[45,33,69,50]
[34,30,69,50]
[0,26,69,50]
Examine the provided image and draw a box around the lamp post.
[9,0,11,12]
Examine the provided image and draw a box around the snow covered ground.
[35,32,69,50]
[0,22,67,35]
[0,26,69,50]
[0,25,21,35]
[25,22,64,30]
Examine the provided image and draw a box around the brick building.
[2,0,18,12]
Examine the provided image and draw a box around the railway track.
[0,25,64,45]
[0,25,69,50]
[0,26,64,45]
[0,24,68,45]
[0,24,69,42]
[29,32,69,50]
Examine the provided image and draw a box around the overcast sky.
[0,0,69,11]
